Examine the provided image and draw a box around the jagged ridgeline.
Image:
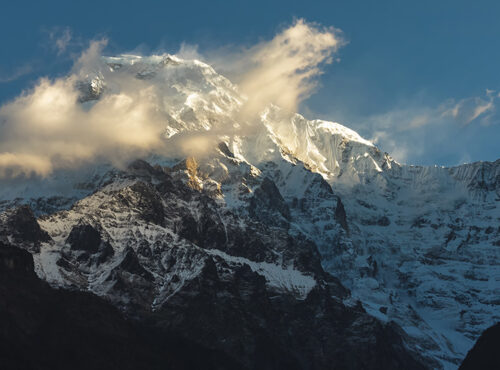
[1,54,499,370]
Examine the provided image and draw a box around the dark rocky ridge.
[459,322,500,370]
[0,242,239,370]
[154,261,427,370]
[0,206,51,252]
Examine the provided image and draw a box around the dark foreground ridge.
[0,228,426,370]
[460,322,500,370]
[0,242,239,370]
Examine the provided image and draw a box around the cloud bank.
[0,19,342,178]
[0,40,174,178]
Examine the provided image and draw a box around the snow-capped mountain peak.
[1,53,498,370]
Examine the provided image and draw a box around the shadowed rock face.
[249,177,291,227]
[0,206,51,252]
[114,247,154,281]
[65,223,115,264]
[460,323,500,370]
[334,196,349,232]
[128,181,166,226]
[67,224,102,253]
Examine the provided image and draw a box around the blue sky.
[1,0,499,165]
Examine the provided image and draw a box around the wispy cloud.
[363,90,499,164]
[0,64,33,83]
[44,26,75,55]
[210,19,344,118]
[176,42,203,61]
[237,19,343,117]
[441,91,496,126]
[0,27,76,84]
[54,28,72,55]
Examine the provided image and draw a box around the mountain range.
[0,54,498,369]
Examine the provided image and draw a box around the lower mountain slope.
[0,159,427,370]
[0,242,240,370]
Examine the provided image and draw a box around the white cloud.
[230,19,344,118]
[0,40,168,178]
[0,19,343,178]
